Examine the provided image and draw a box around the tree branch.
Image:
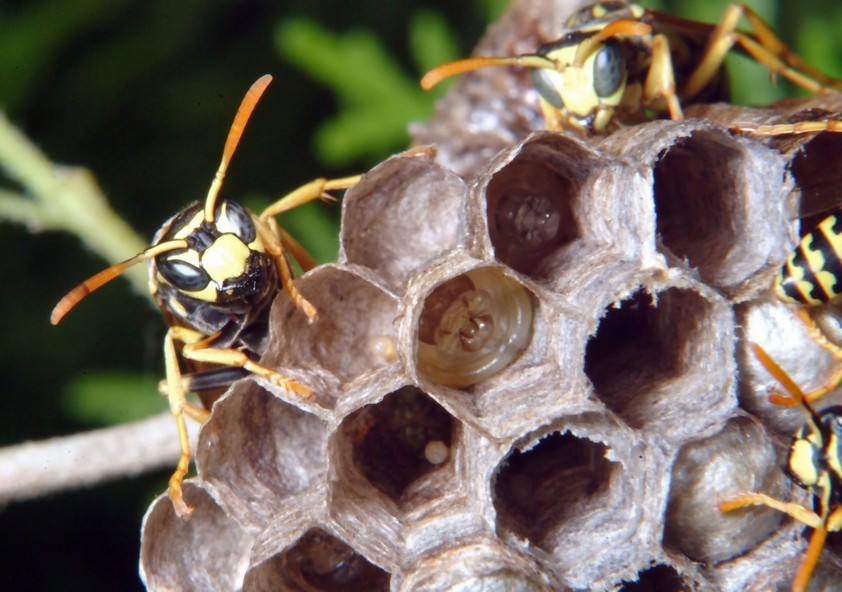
[0,412,199,504]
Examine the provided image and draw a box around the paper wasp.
[767,209,842,406]
[421,2,842,136]
[719,343,842,592]
[50,75,359,517]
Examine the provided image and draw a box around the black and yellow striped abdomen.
[775,212,842,306]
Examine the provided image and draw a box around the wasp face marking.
[155,199,271,304]
[530,33,628,133]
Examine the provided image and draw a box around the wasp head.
[153,199,274,306]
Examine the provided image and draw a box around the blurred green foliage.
[1,1,842,590]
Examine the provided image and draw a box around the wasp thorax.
[416,267,534,388]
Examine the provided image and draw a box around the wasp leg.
[642,33,684,121]
[769,308,842,405]
[163,328,197,518]
[278,226,318,273]
[718,492,824,528]
[172,326,313,398]
[255,216,319,322]
[683,4,842,102]
[791,505,842,592]
[158,366,251,419]
[256,176,362,319]
[734,119,842,136]
[259,176,361,219]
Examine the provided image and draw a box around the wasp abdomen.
[775,212,842,306]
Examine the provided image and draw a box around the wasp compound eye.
[217,200,256,244]
[592,40,624,98]
[416,267,534,388]
[530,68,565,110]
[157,256,211,292]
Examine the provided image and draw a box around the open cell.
[485,150,581,276]
[415,266,535,389]
[493,431,617,548]
[584,286,732,436]
[338,386,457,506]
[243,528,390,592]
[617,565,691,592]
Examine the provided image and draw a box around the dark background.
[1,0,840,590]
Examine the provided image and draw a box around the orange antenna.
[50,239,188,325]
[203,74,273,223]
[573,19,652,67]
[420,55,555,90]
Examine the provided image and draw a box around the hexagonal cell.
[789,131,842,222]
[399,536,567,592]
[340,149,469,290]
[493,430,615,547]
[663,416,789,565]
[616,564,695,592]
[706,521,813,592]
[685,98,842,225]
[584,283,736,439]
[414,266,535,388]
[402,258,586,439]
[262,264,400,407]
[602,119,791,298]
[196,381,328,530]
[472,132,654,288]
[243,527,390,592]
[490,415,656,589]
[654,131,787,291]
[483,141,581,275]
[140,481,254,592]
[338,386,457,507]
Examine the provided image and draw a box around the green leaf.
[408,10,461,76]
[62,373,164,425]
[275,17,438,166]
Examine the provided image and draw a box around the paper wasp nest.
[140,0,842,590]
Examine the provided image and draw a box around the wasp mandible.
[719,343,842,592]
[421,2,842,136]
[51,75,360,516]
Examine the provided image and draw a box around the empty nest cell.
[242,527,390,592]
[584,286,733,436]
[616,564,693,592]
[788,130,842,224]
[492,430,616,550]
[653,130,767,290]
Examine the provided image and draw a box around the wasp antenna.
[51,253,147,325]
[573,19,652,67]
[421,56,553,90]
[204,74,273,223]
[50,239,189,325]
